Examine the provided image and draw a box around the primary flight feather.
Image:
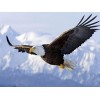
[6,14,100,70]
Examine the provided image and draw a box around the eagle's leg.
[59,64,65,69]
[59,63,74,70]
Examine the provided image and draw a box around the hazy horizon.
[0,12,100,42]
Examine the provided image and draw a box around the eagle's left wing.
[48,14,99,54]
[6,36,36,54]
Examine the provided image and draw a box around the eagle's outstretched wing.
[48,14,99,54]
[6,36,35,54]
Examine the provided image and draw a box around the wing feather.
[85,21,100,27]
[6,36,36,54]
[78,14,92,26]
[77,15,85,26]
[82,16,97,25]
[48,14,99,54]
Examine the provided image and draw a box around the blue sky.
[0,12,100,42]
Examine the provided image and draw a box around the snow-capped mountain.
[0,25,100,86]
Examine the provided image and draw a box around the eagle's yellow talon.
[59,64,64,69]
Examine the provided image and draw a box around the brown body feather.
[41,45,64,65]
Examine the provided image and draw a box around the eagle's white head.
[32,45,45,56]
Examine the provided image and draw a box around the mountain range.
[0,25,100,86]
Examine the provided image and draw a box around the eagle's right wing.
[6,36,36,55]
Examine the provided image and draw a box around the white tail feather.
[64,59,76,70]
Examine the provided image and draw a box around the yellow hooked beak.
[29,47,35,54]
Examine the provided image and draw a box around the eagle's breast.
[41,45,64,65]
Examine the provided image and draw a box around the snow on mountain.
[0,25,100,86]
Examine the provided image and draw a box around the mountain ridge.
[0,25,100,86]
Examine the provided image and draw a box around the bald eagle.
[6,14,99,70]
